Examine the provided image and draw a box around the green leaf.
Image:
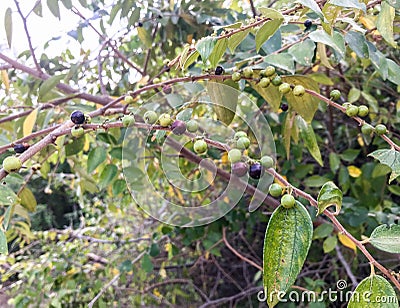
[345,31,369,58]
[321,3,341,35]
[296,116,323,166]
[264,53,295,74]
[4,8,12,48]
[323,236,337,253]
[78,0,87,7]
[367,42,388,80]
[313,223,334,239]
[112,179,126,195]
[250,78,282,111]
[141,254,154,273]
[137,27,152,48]
[347,87,361,103]
[263,201,313,308]
[387,59,400,85]
[208,38,227,67]
[39,75,65,101]
[227,29,250,54]
[65,135,85,156]
[297,0,325,19]
[317,181,343,215]
[195,37,217,63]
[377,2,396,47]
[348,275,398,308]
[87,148,107,173]
[258,8,284,19]
[368,149,400,183]
[255,19,283,52]
[385,0,400,9]
[309,30,345,58]
[282,112,295,158]
[369,224,400,253]
[0,229,7,255]
[288,39,315,66]
[19,187,37,212]
[330,0,366,11]
[33,2,43,17]
[207,79,238,125]
[47,0,61,19]
[329,152,340,173]
[61,0,72,9]
[2,204,15,230]
[128,8,140,27]
[98,164,118,189]
[0,183,18,206]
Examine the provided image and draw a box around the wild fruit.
[361,123,374,135]
[260,155,274,169]
[122,115,135,127]
[280,103,289,111]
[186,120,198,133]
[243,67,254,78]
[259,69,267,77]
[71,110,85,125]
[159,114,172,127]
[269,183,283,197]
[234,131,247,141]
[249,163,263,179]
[144,111,158,124]
[236,137,250,149]
[375,124,387,135]
[232,162,248,177]
[171,120,186,135]
[137,22,143,27]
[271,75,282,86]
[232,72,241,82]
[71,126,84,138]
[124,95,134,104]
[14,143,29,154]
[215,66,224,75]
[264,66,276,77]
[293,85,305,96]
[193,139,207,154]
[3,156,22,173]
[358,105,369,117]
[304,19,312,28]
[279,83,291,94]
[281,194,295,208]
[330,89,341,100]
[259,77,270,88]
[228,149,242,163]
[163,85,172,94]
[345,105,359,117]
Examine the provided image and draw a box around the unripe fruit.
[193,139,207,154]
[293,85,305,96]
[159,114,172,127]
[260,69,267,77]
[71,126,84,138]
[280,103,289,111]
[260,155,274,168]
[304,19,312,28]
[14,143,29,154]
[361,123,374,135]
[232,72,242,82]
[171,120,186,135]
[3,156,22,173]
[259,77,271,88]
[124,95,134,104]
[281,194,295,208]
[264,65,276,77]
[162,59,170,66]
[234,131,247,141]
[330,89,341,100]
[228,149,242,163]
[153,77,161,84]
[232,162,248,177]
[186,120,198,133]
[279,83,291,94]
[144,111,158,124]
[345,105,359,117]
[375,124,387,135]
[215,66,224,75]
[269,183,283,197]
[358,105,369,117]
[249,163,263,179]
[122,115,135,127]
[271,75,282,86]
[71,110,85,125]
[236,137,250,149]
[243,67,253,78]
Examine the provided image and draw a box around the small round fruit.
[122,115,135,127]
[186,120,198,133]
[304,19,312,28]
[232,72,242,82]
[71,126,84,138]
[228,149,242,163]
[269,183,283,197]
[124,95,134,104]
[162,59,170,66]
[193,139,207,154]
[345,105,359,117]
[279,83,291,94]
[259,69,267,77]
[264,65,276,77]
[144,111,158,124]
[259,77,271,88]
[162,85,172,94]
[249,163,263,179]
[358,105,369,117]
[361,123,374,135]
[281,194,295,208]
[3,156,22,173]
[232,162,248,177]
[14,143,28,154]
[215,66,224,75]
[236,137,250,149]
[243,67,254,78]
[159,114,172,127]
[280,102,289,111]
[70,110,85,125]
[171,120,186,135]
[330,89,341,100]
[137,22,143,27]
[271,75,282,86]
[234,131,247,141]
[293,85,305,96]
[260,155,274,169]
[375,124,387,135]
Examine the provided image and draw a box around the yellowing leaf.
[23,108,38,137]
[359,16,375,30]
[338,233,357,253]
[347,165,362,177]
[1,70,10,93]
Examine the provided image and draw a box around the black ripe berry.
[215,66,224,75]
[280,103,289,111]
[137,22,143,27]
[249,163,263,179]
[14,143,29,154]
[163,85,172,94]
[71,110,85,125]
[171,120,186,135]
[304,20,312,28]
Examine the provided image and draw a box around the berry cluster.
[70,110,91,138]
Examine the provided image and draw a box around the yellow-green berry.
[260,155,274,168]
[269,183,283,197]
[281,194,295,208]
[330,89,341,100]
[159,114,172,127]
[259,77,270,88]
[144,111,158,124]
[358,105,369,117]
[71,126,84,138]
[264,65,276,77]
[375,124,387,135]
[279,83,291,94]
[3,156,22,173]
[236,137,250,149]
[232,72,242,82]
[124,95,134,104]
[345,105,359,117]
[293,85,305,96]
[271,75,282,86]
[193,139,207,154]
[228,149,242,163]
[361,124,374,135]
[243,67,253,78]
[122,115,135,127]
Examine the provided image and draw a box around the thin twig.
[335,245,358,289]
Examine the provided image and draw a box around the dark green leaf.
[317,181,342,215]
[47,0,61,19]
[258,8,284,19]
[207,79,238,125]
[0,230,7,255]
[128,8,140,27]
[387,59,400,85]
[296,115,323,165]
[377,2,396,47]
[369,224,400,253]
[61,0,72,9]
[0,185,17,206]
[98,165,118,189]
[323,236,337,253]
[65,136,85,156]
[4,8,12,48]
[368,149,400,183]
[112,179,126,195]
[288,39,315,66]
[78,0,87,7]
[313,223,334,239]
[208,38,227,67]
[195,37,217,63]
[141,254,154,273]
[87,147,107,173]
[183,50,199,70]
[33,2,43,16]
[255,19,283,52]
[264,53,295,74]
[345,31,369,58]
[329,152,340,173]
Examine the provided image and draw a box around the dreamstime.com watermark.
[257,280,399,304]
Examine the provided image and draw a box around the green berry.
[375,124,387,135]
[279,83,291,94]
[345,105,359,117]
[159,114,172,127]
[264,65,276,77]
[193,139,207,154]
[358,105,369,117]
[330,89,341,100]
[122,115,135,127]
[281,194,295,209]
[259,77,270,88]
[361,123,374,135]
[271,75,282,86]
[243,67,253,78]
[260,155,274,169]
[228,149,242,163]
[144,111,158,124]
[186,120,198,133]
[236,137,250,149]
[71,126,84,138]
[269,183,283,197]
[152,77,161,84]
[3,156,22,173]
[232,72,242,82]
[259,69,267,77]
[234,131,247,140]
[293,85,305,96]
[124,95,134,104]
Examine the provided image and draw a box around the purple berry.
[71,110,85,125]
[163,85,172,94]
[249,163,263,179]
[171,120,186,135]
[232,162,248,177]
[215,66,224,75]
[280,103,289,111]
[304,20,312,28]
[14,143,29,154]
